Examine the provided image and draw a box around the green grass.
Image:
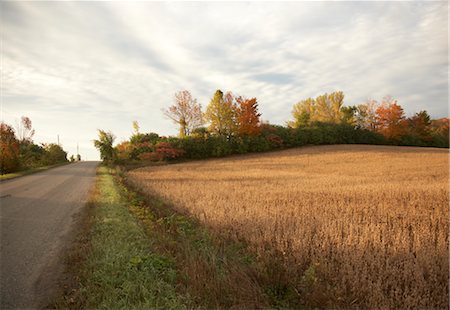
[56,165,272,309]
[0,162,69,181]
[70,166,189,309]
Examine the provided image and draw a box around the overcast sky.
[1,1,448,160]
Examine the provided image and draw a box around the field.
[128,145,449,308]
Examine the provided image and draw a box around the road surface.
[0,161,98,309]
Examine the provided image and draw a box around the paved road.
[0,162,98,309]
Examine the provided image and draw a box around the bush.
[139,142,184,162]
[41,144,68,165]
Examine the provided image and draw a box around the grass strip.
[56,165,271,309]
[0,162,70,181]
[58,165,188,309]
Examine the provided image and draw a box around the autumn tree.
[290,98,315,127]
[236,96,261,136]
[0,122,20,174]
[430,118,449,147]
[315,91,344,123]
[115,141,133,161]
[204,90,238,137]
[93,130,116,163]
[375,96,406,140]
[132,120,140,135]
[354,100,379,130]
[15,116,35,142]
[163,90,203,137]
[290,91,345,127]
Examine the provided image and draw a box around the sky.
[1,1,448,160]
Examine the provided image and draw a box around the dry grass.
[128,145,449,308]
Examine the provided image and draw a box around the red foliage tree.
[375,98,406,140]
[139,142,184,161]
[0,122,20,173]
[236,97,261,136]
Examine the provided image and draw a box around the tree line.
[0,116,69,174]
[93,89,449,164]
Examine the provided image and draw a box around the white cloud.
[1,1,447,160]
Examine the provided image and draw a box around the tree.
[0,122,20,174]
[93,130,116,163]
[354,100,379,131]
[290,91,345,127]
[41,143,68,165]
[163,90,203,137]
[15,116,35,142]
[407,110,432,142]
[204,90,238,137]
[315,91,344,123]
[341,105,357,126]
[375,96,406,140]
[236,96,261,136]
[290,98,314,127]
[116,141,132,161]
[132,120,140,135]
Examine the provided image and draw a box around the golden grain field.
[128,145,449,308]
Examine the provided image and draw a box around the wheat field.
[128,145,449,308]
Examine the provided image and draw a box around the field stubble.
[128,145,449,308]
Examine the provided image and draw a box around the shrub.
[139,142,184,162]
[41,143,68,165]
[266,134,284,149]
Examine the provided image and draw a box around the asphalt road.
[0,161,99,309]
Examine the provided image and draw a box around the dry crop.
[128,145,449,308]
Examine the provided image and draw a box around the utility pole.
[57,135,60,146]
[76,143,81,161]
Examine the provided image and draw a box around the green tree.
[204,90,238,137]
[341,105,357,126]
[41,143,68,165]
[407,110,432,142]
[93,130,116,163]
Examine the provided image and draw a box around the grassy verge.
[55,166,189,309]
[55,165,273,309]
[0,162,70,181]
[119,175,270,309]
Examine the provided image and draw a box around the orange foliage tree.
[375,97,406,140]
[115,141,133,161]
[0,122,20,174]
[236,97,261,136]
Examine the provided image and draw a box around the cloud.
[1,1,447,160]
